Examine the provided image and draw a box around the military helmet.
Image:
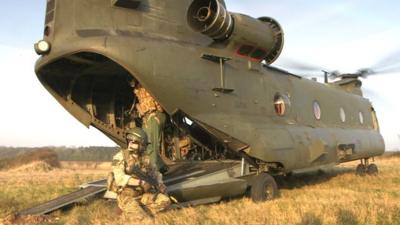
[126,127,148,145]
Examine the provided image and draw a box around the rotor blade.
[328,70,341,78]
[356,68,375,77]
[371,50,400,72]
[368,65,400,76]
[277,58,324,72]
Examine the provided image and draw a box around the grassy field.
[1,155,400,225]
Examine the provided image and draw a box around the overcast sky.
[0,0,399,150]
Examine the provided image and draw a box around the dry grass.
[1,157,400,225]
[60,161,111,171]
[0,166,107,223]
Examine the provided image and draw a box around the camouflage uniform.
[134,86,167,171]
[111,149,171,219]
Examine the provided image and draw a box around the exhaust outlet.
[187,0,233,40]
[187,0,284,64]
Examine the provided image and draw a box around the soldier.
[134,84,168,173]
[107,128,171,219]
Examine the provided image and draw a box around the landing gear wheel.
[366,164,378,176]
[355,164,366,176]
[251,173,278,202]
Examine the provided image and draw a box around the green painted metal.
[35,0,384,174]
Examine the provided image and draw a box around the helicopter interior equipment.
[33,0,388,203]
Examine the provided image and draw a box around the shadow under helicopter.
[274,166,355,190]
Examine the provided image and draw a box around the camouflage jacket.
[134,87,163,117]
[112,149,163,190]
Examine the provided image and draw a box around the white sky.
[0,0,399,150]
[0,45,115,147]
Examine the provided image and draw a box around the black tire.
[366,164,378,176]
[355,164,366,176]
[251,173,278,202]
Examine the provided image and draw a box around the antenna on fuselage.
[322,70,329,84]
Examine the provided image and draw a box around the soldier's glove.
[158,183,167,194]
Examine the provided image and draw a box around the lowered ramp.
[18,186,106,216]
[19,160,253,216]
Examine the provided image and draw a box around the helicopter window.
[359,112,364,124]
[313,101,321,120]
[340,107,346,123]
[274,94,290,116]
[237,45,254,56]
[371,109,379,130]
[250,48,267,60]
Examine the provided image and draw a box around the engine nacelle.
[187,0,284,64]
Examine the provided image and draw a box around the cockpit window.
[371,108,379,130]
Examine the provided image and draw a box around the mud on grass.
[1,157,400,225]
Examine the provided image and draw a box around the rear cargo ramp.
[18,160,253,215]
[18,186,106,216]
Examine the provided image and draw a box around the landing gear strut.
[356,158,378,176]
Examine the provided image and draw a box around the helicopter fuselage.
[35,0,384,173]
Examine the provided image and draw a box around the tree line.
[0,146,119,162]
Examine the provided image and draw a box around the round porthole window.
[340,107,346,123]
[313,101,321,120]
[359,112,364,124]
[274,94,290,116]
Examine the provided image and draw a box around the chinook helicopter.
[32,0,387,205]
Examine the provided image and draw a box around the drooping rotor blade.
[277,58,324,72]
[276,58,333,79]
[370,64,400,75]
[346,49,400,78]
[355,68,376,77]
[327,70,341,78]
[371,50,400,72]
[355,65,400,78]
